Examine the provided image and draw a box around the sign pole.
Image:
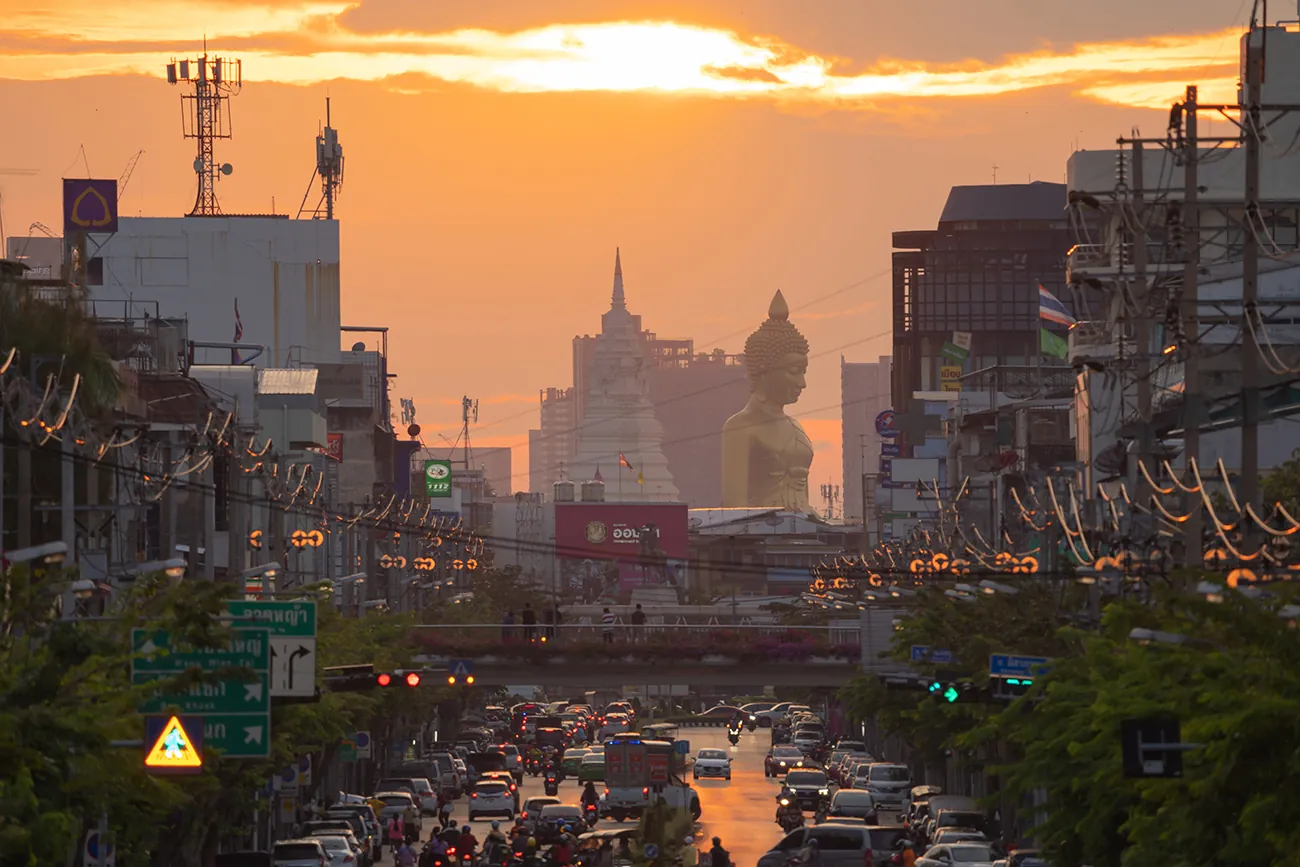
[97,809,108,867]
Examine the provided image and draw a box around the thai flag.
[231,298,243,364]
[1038,284,1076,327]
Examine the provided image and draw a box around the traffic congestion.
[269,698,1044,867]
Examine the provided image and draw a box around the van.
[757,823,876,867]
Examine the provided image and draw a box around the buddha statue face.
[743,291,810,409]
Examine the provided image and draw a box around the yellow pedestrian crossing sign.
[145,715,203,771]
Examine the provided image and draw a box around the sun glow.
[0,1,1246,110]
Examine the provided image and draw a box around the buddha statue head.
[743,290,810,408]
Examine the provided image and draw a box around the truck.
[599,735,701,822]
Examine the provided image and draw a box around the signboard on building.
[951,331,972,352]
[62,178,118,235]
[314,363,366,401]
[874,410,898,438]
[940,365,963,392]
[554,502,689,597]
[326,433,343,462]
[424,459,452,498]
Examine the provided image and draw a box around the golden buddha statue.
[722,290,814,512]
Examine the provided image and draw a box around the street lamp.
[888,586,917,598]
[130,558,188,580]
[944,589,976,603]
[7,540,69,565]
[1128,627,1189,646]
[242,561,281,580]
[979,579,1020,596]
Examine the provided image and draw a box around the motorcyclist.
[728,711,744,731]
[681,837,698,867]
[797,838,822,867]
[776,798,803,831]
[457,825,479,860]
[708,838,731,867]
[581,781,600,810]
[896,838,917,867]
[440,823,461,851]
[485,821,509,848]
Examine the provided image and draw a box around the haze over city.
[0,0,1253,493]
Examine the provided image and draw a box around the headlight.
[818,789,829,795]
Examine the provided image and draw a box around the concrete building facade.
[529,387,578,493]
[841,355,892,522]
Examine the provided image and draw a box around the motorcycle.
[776,798,804,833]
[727,727,741,746]
[544,774,559,797]
[584,803,599,829]
[745,714,758,732]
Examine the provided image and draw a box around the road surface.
[443,726,897,866]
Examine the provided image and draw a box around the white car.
[468,780,516,820]
[692,748,732,781]
[314,835,361,867]
[792,731,822,754]
[273,840,328,867]
[916,843,997,867]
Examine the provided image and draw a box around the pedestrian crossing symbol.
[145,716,202,769]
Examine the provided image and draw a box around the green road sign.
[204,713,271,758]
[132,629,270,675]
[339,740,357,763]
[226,600,317,637]
[136,671,271,714]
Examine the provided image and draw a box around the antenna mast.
[461,396,479,470]
[297,97,345,220]
[166,47,241,216]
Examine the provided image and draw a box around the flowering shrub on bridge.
[410,627,861,665]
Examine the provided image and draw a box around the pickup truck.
[600,781,701,822]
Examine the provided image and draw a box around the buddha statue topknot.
[721,290,814,513]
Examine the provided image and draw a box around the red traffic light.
[405,672,422,687]
[377,673,392,687]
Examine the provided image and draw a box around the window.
[774,831,806,852]
[951,846,995,862]
[809,827,865,851]
[274,844,322,860]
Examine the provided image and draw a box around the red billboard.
[554,502,689,598]
[554,502,688,561]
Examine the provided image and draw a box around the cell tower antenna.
[296,97,345,220]
[165,47,241,216]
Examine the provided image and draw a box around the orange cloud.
[0,2,1247,112]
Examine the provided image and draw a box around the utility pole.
[1182,85,1204,568]
[1130,138,1153,503]
[1241,28,1263,509]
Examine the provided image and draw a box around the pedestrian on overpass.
[601,608,616,644]
[630,604,646,643]
[522,603,538,642]
[502,610,516,642]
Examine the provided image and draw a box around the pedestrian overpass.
[410,613,906,688]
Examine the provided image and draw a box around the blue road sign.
[989,654,1051,678]
[355,731,371,750]
[448,658,474,678]
[674,740,690,755]
[644,844,660,860]
[911,646,954,664]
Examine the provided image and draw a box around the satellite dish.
[193,158,203,173]
[350,341,366,352]
[407,423,421,438]
[220,163,234,176]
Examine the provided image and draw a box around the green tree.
[1262,448,1300,517]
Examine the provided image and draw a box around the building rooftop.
[938,181,1066,224]
[257,367,319,395]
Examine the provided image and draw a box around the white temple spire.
[612,247,625,309]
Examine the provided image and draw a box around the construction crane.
[119,149,145,198]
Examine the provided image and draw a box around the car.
[535,804,586,843]
[578,753,606,783]
[833,740,869,754]
[932,829,990,846]
[407,777,438,814]
[766,745,807,777]
[863,763,912,809]
[372,778,418,797]
[916,843,997,867]
[300,823,368,867]
[757,824,877,867]
[779,769,831,810]
[372,792,422,834]
[479,770,520,808]
[828,789,878,823]
[520,795,562,830]
[313,835,362,867]
[561,748,591,779]
[792,730,823,754]
[991,850,1048,867]
[468,780,516,820]
[324,806,381,862]
[692,748,732,780]
[929,808,993,841]
[273,840,328,867]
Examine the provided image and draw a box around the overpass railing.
[409,622,881,665]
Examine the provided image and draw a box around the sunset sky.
[0,0,1257,502]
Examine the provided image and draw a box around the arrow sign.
[449,658,474,678]
[244,725,264,744]
[244,682,264,702]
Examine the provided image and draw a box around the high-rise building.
[841,355,892,522]
[891,182,1072,413]
[567,251,679,501]
[529,387,577,493]
[533,252,748,504]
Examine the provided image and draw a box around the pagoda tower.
[569,249,679,501]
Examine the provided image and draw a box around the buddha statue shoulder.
[722,290,814,513]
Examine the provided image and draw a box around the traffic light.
[447,673,475,686]
[376,670,424,688]
[323,664,378,693]
[405,672,422,687]
[928,680,962,703]
[377,673,393,687]
[991,676,1037,701]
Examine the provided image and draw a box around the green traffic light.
[929,681,942,693]
[943,686,959,703]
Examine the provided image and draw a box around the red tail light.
[449,849,456,857]
[642,787,649,795]
[510,784,516,791]
[471,793,478,799]
[521,812,528,819]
